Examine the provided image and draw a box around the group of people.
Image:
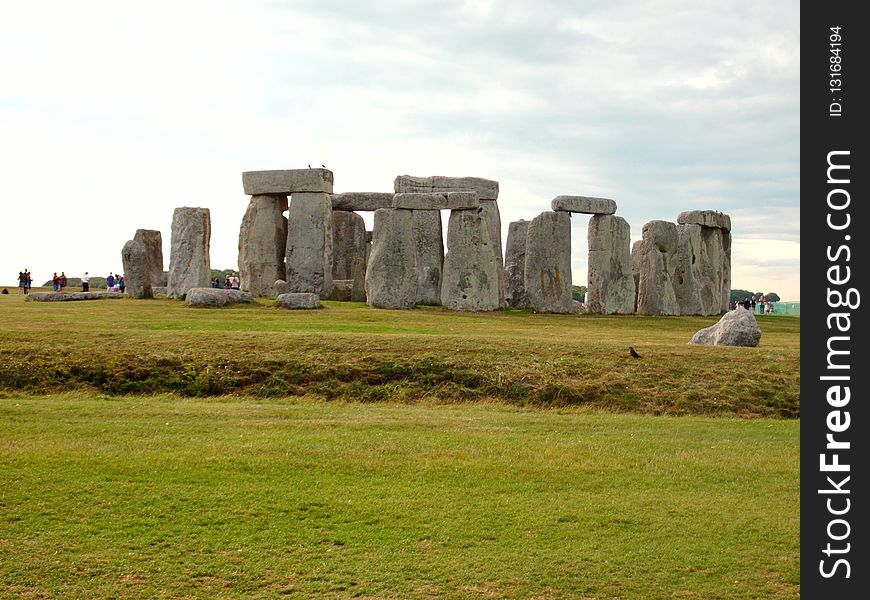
[104,272,125,293]
[213,273,240,289]
[51,272,69,292]
[17,270,33,294]
[730,294,775,314]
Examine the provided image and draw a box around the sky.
[0,0,800,300]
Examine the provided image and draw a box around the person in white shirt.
[82,272,91,292]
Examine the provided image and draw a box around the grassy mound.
[0,294,799,416]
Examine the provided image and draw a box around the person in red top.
[52,272,60,292]
[59,272,68,292]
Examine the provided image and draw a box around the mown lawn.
[0,292,799,416]
[0,394,799,599]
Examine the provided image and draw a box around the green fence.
[770,302,800,316]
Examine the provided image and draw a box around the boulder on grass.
[276,292,321,309]
[185,288,253,307]
[690,307,761,347]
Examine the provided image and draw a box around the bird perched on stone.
[629,346,642,359]
[308,164,311,168]
[321,164,327,168]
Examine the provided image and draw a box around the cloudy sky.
[0,0,799,299]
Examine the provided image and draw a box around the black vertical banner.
[802,3,869,597]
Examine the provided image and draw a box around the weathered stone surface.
[331,210,367,302]
[392,192,480,210]
[551,195,617,215]
[331,192,394,212]
[152,286,167,297]
[524,211,572,313]
[133,229,164,288]
[411,210,443,305]
[242,169,333,195]
[587,215,635,314]
[276,292,321,309]
[167,207,211,299]
[25,292,124,302]
[185,287,253,307]
[504,220,529,308]
[630,240,643,312]
[366,208,418,309]
[365,231,373,243]
[274,280,289,296]
[677,210,731,231]
[394,175,499,200]
[635,220,679,315]
[690,306,761,346]
[675,224,731,316]
[238,194,288,297]
[285,192,333,298]
[121,239,152,299]
[480,200,504,307]
[441,209,501,311]
[329,279,354,302]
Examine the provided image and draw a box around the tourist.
[230,273,240,289]
[52,272,60,292]
[58,272,67,292]
[750,295,756,313]
[106,272,115,291]
[758,294,766,315]
[224,275,231,289]
[82,271,91,292]
[211,277,220,289]
[118,275,125,294]
[18,271,26,294]
[1,288,8,295]
[25,270,31,292]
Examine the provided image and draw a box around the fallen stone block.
[690,306,761,346]
[25,292,124,302]
[276,292,321,309]
[185,288,253,307]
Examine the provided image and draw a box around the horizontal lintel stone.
[242,169,334,195]
[331,192,394,211]
[394,175,499,200]
[677,210,731,231]
[392,192,480,210]
[551,195,617,215]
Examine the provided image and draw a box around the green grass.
[0,292,799,416]
[0,394,799,599]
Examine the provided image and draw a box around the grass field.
[0,292,800,598]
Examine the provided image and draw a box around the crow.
[629,346,642,359]
[308,164,311,168]
[321,164,327,168]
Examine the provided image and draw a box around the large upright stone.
[480,200,504,306]
[238,194,288,297]
[242,169,333,195]
[441,209,500,311]
[411,210,444,305]
[121,239,152,299]
[635,220,679,315]
[551,196,617,215]
[331,192,394,212]
[504,220,529,308]
[133,229,164,289]
[524,211,572,313]
[675,222,731,316]
[587,215,635,314]
[167,207,211,299]
[365,208,418,309]
[285,192,333,298]
[394,175,499,200]
[332,210,367,302]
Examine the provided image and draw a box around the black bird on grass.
[629,346,642,359]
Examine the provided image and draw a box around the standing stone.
[441,209,501,311]
[630,240,643,312]
[332,210,367,302]
[480,200,504,306]
[167,207,211,299]
[121,239,152,299]
[133,229,164,289]
[587,215,635,314]
[674,224,704,316]
[285,192,333,299]
[504,220,529,308]
[238,194,288,297]
[365,208,418,309]
[411,210,444,305]
[524,211,572,313]
[635,220,679,315]
[675,223,731,316]
[721,231,732,313]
